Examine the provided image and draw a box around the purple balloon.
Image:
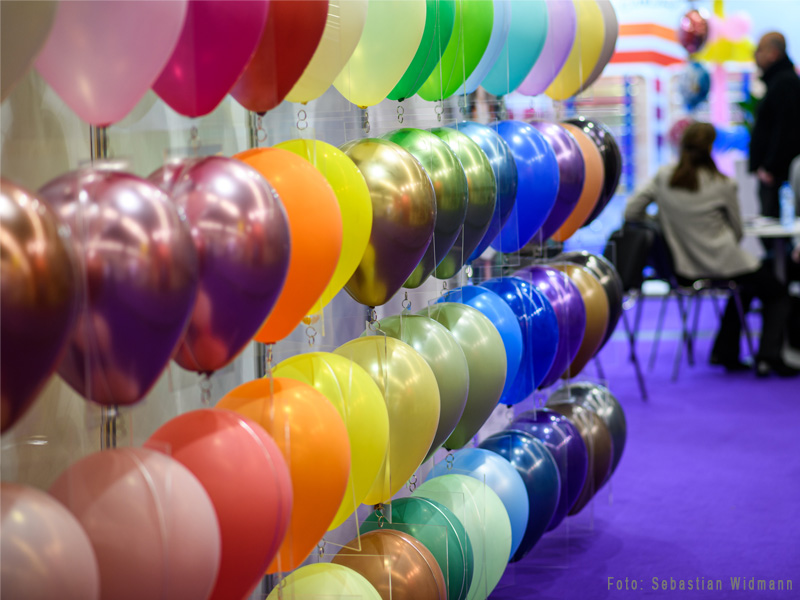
[150,157,290,374]
[39,168,199,406]
[508,408,588,529]
[530,121,585,240]
[515,265,585,388]
[516,0,577,97]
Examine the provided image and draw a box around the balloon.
[509,408,588,529]
[491,121,559,252]
[272,352,389,530]
[152,0,269,117]
[481,0,548,96]
[530,121,585,241]
[361,497,473,600]
[1,482,99,600]
[678,61,711,110]
[285,0,368,104]
[334,336,440,503]
[275,139,372,315]
[371,314,468,461]
[548,381,627,476]
[0,179,78,433]
[578,0,619,93]
[413,474,511,600]
[145,409,291,600]
[417,302,506,450]
[678,8,709,54]
[266,563,381,600]
[463,0,510,94]
[0,0,57,101]
[230,0,328,113]
[478,430,560,562]
[545,0,605,101]
[430,127,497,279]
[217,378,350,573]
[438,286,522,402]
[479,276,558,401]
[39,167,198,406]
[427,448,528,560]
[148,156,289,374]
[236,147,342,342]
[547,403,613,515]
[452,122,518,262]
[517,0,576,96]
[333,529,447,600]
[417,0,494,101]
[550,123,605,241]
[551,262,609,377]
[380,129,467,289]
[50,448,220,600]
[333,0,426,107]
[34,0,187,125]
[340,138,436,307]
[389,0,457,101]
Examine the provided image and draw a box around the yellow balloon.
[334,336,440,504]
[276,139,372,315]
[333,0,427,108]
[285,0,369,104]
[545,0,605,101]
[273,352,389,530]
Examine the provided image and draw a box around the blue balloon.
[478,430,560,562]
[480,276,559,402]
[437,286,523,400]
[427,447,529,559]
[509,408,588,531]
[679,62,710,110]
[453,122,518,262]
[492,121,559,252]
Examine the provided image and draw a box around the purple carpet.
[490,294,800,599]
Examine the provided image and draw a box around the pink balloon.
[1,482,100,600]
[49,447,221,600]
[517,0,576,97]
[35,0,187,126]
[153,0,270,117]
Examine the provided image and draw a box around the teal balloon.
[362,496,473,600]
[388,0,457,101]
[481,0,549,95]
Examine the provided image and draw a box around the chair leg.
[672,291,694,380]
[732,287,756,359]
[648,292,670,370]
[689,289,708,367]
[622,305,648,401]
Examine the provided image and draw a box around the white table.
[743,217,800,282]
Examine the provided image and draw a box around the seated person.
[625,122,798,377]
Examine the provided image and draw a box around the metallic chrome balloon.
[678,8,709,54]
[333,529,448,600]
[149,157,290,374]
[39,167,199,406]
[341,138,436,307]
[380,129,467,288]
[1,179,79,432]
[430,127,496,279]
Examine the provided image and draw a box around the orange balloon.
[551,123,605,242]
[234,148,343,343]
[217,377,351,573]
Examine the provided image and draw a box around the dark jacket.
[749,55,800,181]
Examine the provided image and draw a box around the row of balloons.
[2,0,619,125]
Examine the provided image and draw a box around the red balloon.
[230,0,328,114]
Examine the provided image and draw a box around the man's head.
[755,32,786,71]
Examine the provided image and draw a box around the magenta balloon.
[149,157,290,374]
[35,0,188,126]
[531,121,585,240]
[153,0,270,117]
[38,168,199,406]
[517,0,576,97]
[516,265,585,388]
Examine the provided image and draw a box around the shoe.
[710,354,751,372]
[755,358,800,378]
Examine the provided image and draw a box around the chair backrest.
[603,219,678,291]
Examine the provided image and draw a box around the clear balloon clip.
[435,101,444,122]
[446,452,455,470]
[296,109,308,132]
[199,374,213,407]
[402,292,411,313]
[306,324,317,347]
[397,105,405,124]
[408,472,418,493]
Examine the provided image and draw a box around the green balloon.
[388,0,457,101]
[381,128,468,289]
[417,0,494,101]
[362,496,474,600]
[430,127,496,279]
[417,303,506,450]
[370,314,468,462]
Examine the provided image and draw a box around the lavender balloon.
[517,0,577,97]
